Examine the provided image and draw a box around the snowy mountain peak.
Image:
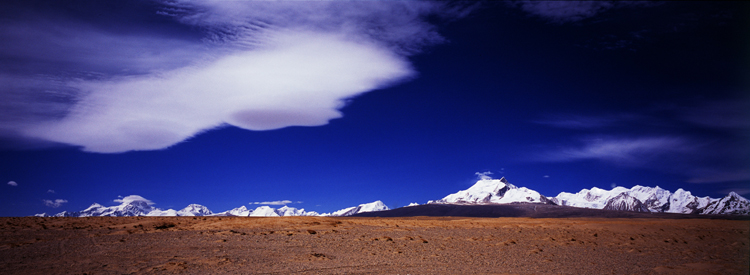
[430,177,553,205]
[249,206,280,217]
[359,200,388,213]
[224,206,251,216]
[84,203,105,210]
[465,178,515,194]
[603,193,650,212]
[275,206,320,217]
[553,186,650,210]
[176,204,213,216]
[702,192,749,215]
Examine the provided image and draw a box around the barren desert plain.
[1,216,748,274]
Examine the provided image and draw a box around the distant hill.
[352,203,750,220]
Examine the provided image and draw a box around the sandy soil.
[0,216,747,274]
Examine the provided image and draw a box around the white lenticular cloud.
[24,30,413,152]
[7,181,17,186]
[1,1,469,153]
[43,199,68,208]
[251,200,293,205]
[114,195,155,206]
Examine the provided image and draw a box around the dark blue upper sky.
[1,1,748,216]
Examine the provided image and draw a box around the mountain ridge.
[36,198,387,218]
[34,177,748,217]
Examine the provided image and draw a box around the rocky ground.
[0,216,748,274]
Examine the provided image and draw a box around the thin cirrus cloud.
[680,100,750,130]
[508,1,656,23]
[686,170,750,184]
[533,113,643,129]
[537,137,690,165]
[535,96,750,184]
[0,1,470,153]
[43,199,68,208]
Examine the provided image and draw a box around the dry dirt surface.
[0,217,747,274]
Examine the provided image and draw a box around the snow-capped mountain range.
[36,195,388,218]
[35,176,748,217]
[428,177,749,215]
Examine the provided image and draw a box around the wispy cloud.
[47,189,55,193]
[680,100,750,130]
[511,1,614,22]
[7,181,17,187]
[538,136,690,164]
[0,1,470,153]
[686,170,750,184]
[536,96,750,185]
[251,200,298,206]
[719,187,750,196]
[475,171,494,180]
[508,1,656,23]
[43,199,68,208]
[534,113,642,129]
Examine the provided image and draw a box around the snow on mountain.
[217,206,252,216]
[429,177,554,205]
[325,206,356,217]
[552,185,746,215]
[322,200,389,216]
[702,192,750,215]
[550,186,631,209]
[75,203,108,217]
[176,204,213,216]
[73,196,155,217]
[628,186,672,212]
[423,175,747,216]
[665,189,715,214]
[53,211,73,217]
[143,202,213,217]
[248,206,280,217]
[275,206,319,217]
[602,193,650,212]
[216,205,319,217]
[36,194,380,217]
[32,183,749,217]
[146,209,179,216]
[39,195,216,217]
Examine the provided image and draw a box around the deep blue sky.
[1,1,748,216]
